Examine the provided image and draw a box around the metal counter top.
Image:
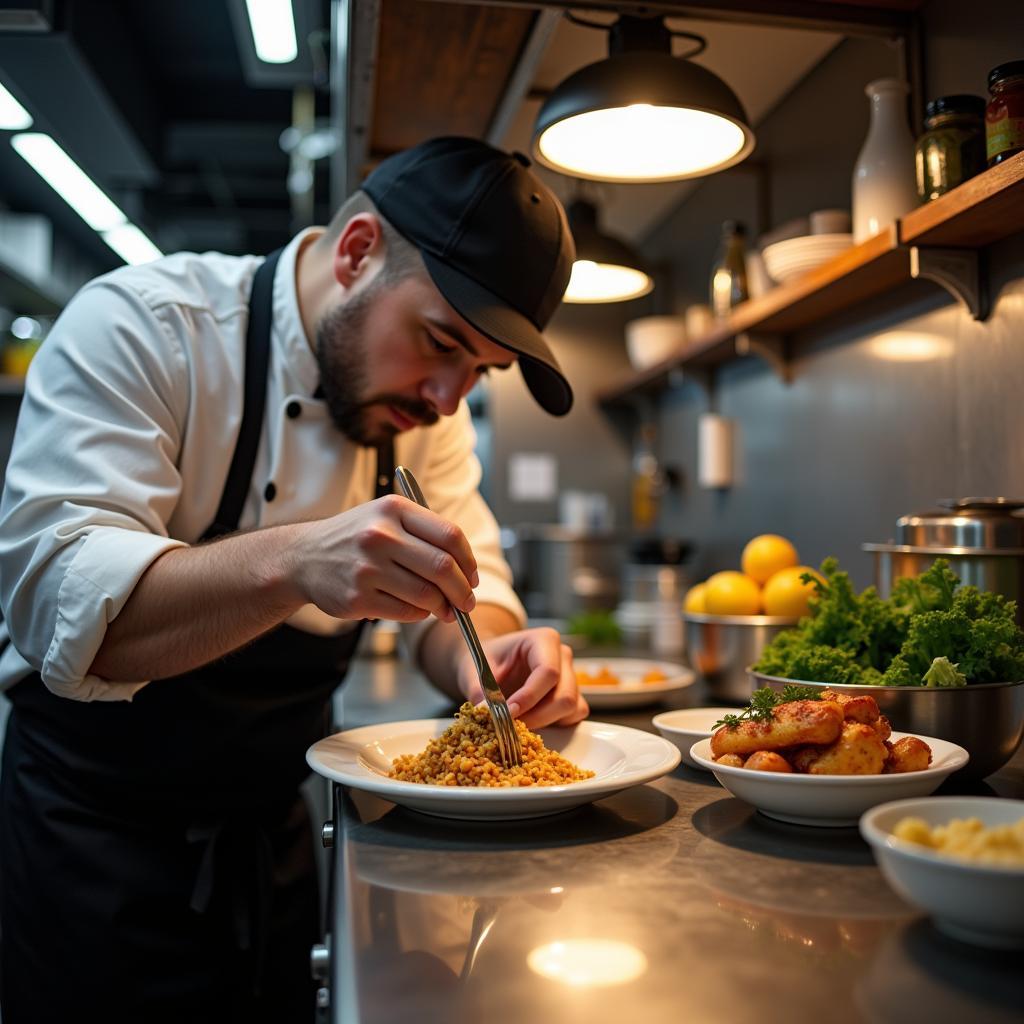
[320,656,1024,1024]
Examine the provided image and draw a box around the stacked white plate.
[762,233,854,284]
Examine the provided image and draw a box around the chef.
[0,136,586,1023]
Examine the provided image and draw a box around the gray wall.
[486,300,637,532]
[633,0,1024,589]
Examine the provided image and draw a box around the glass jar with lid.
[915,95,986,202]
[985,60,1024,167]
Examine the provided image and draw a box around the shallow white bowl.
[762,233,854,283]
[307,718,680,821]
[652,707,738,769]
[860,796,1024,949]
[624,315,686,370]
[575,657,696,709]
[689,732,969,827]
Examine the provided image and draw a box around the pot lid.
[896,497,1024,548]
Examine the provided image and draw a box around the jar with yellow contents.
[915,95,986,202]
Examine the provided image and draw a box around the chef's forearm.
[417,603,520,699]
[89,524,309,682]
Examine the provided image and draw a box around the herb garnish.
[713,685,823,730]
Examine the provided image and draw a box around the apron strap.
[204,248,283,541]
[203,248,396,539]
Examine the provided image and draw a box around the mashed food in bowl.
[893,815,1024,866]
[389,702,595,788]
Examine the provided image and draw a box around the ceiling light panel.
[0,79,32,130]
[244,0,298,64]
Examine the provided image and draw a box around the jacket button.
[264,482,277,502]
[286,401,302,419]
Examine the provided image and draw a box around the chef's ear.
[332,213,384,287]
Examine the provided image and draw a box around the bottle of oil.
[709,220,749,319]
[631,423,661,533]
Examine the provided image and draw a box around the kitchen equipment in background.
[744,248,773,300]
[852,78,918,243]
[697,413,733,489]
[503,524,626,620]
[558,490,613,531]
[915,95,986,202]
[753,671,1024,780]
[809,208,852,234]
[562,198,653,304]
[684,302,714,340]
[761,233,854,283]
[863,497,1024,625]
[631,422,664,532]
[683,612,798,702]
[616,538,692,653]
[985,60,1024,167]
[709,219,748,318]
[624,315,686,370]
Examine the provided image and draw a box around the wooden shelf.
[599,151,1024,406]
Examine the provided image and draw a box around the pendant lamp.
[533,15,755,184]
[563,198,653,304]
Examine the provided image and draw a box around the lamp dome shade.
[533,51,755,183]
[563,199,653,303]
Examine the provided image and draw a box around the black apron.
[0,249,394,1024]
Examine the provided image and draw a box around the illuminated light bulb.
[527,939,648,987]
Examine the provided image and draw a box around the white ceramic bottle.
[851,78,919,243]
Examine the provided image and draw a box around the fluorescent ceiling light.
[102,224,162,266]
[11,132,162,266]
[0,80,32,130]
[11,133,126,231]
[244,0,298,63]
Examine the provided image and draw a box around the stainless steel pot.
[751,670,1024,780]
[864,498,1024,625]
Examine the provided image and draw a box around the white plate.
[307,718,681,821]
[860,796,1024,949]
[652,707,738,769]
[574,657,696,709]
[689,732,969,827]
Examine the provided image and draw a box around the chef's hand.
[290,495,478,624]
[456,628,589,728]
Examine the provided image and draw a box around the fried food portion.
[819,690,881,724]
[714,753,745,768]
[884,735,932,773]
[872,715,892,741]
[795,722,888,775]
[711,700,844,758]
[743,750,793,773]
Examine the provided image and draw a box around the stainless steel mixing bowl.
[683,613,798,703]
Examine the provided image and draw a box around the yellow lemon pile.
[683,535,822,618]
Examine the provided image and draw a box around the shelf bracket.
[734,332,791,383]
[909,246,989,321]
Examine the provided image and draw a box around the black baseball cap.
[362,136,576,416]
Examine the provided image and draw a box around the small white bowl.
[624,316,686,370]
[860,796,1024,949]
[689,732,969,827]
[652,707,738,769]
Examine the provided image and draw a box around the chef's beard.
[315,284,438,446]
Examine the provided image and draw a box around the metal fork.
[394,465,523,768]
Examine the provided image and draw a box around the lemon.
[762,565,822,618]
[741,534,799,584]
[704,571,762,616]
[683,582,707,613]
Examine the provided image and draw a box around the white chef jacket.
[0,228,525,702]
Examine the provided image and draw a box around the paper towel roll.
[698,414,733,489]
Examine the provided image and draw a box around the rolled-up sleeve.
[0,280,190,701]
[398,403,526,661]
